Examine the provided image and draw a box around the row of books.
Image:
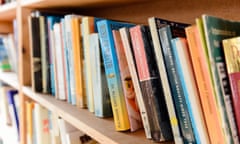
[25,101,98,144]
[27,9,240,144]
[0,83,19,142]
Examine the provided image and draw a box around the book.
[186,24,230,144]
[82,16,102,112]
[26,101,34,144]
[97,19,134,131]
[34,103,51,144]
[46,15,63,96]
[28,15,43,92]
[158,23,203,144]
[71,16,84,107]
[89,33,112,117]
[0,35,11,72]
[53,22,67,100]
[0,85,14,125]
[148,17,190,144]
[7,90,19,138]
[112,30,143,132]
[222,36,240,141]
[202,14,240,143]
[58,118,78,144]
[171,37,210,144]
[130,25,173,142]
[119,27,151,139]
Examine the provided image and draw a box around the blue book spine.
[97,20,134,131]
[170,37,201,144]
[7,90,19,137]
[61,18,72,104]
[47,16,62,96]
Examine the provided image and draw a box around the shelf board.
[0,72,19,89]
[22,86,173,144]
[0,2,16,21]
[21,0,148,9]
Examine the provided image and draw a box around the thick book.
[130,25,173,142]
[223,36,240,141]
[119,27,151,139]
[89,33,112,118]
[186,24,231,144]
[113,30,143,132]
[171,37,210,144]
[202,14,240,143]
[28,15,43,92]
[97,19,134,131]
[148,17,190,144]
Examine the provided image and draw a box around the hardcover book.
[202,14,240,143]
[97,19,134,131]
[119,27,151,139]
[113,30,143,132]
[130,25,173,142]
[89,33,112,117]
[223,36,240,141]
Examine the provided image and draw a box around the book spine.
[82,17,95,112]
[64,15,76,104]
[97,20,130,131]
[90,33,112,117]
[113,30,143,132]
[29,16,43,92]
[203,15,238,143]
[171,37,210,144]
[158,25,197,144]
[130,25,173,142]
[148,17,188,144]
[186,25,226,144]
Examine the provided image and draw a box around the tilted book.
[130,25,173,142]
[186,22,234,144]
[202,14,240,143]
[97,19,134,131]
[119,27,151,139]
[223,36,240,142]
[89,33,112,118]
[148,17,190,144]
[113,30,143,132]
[171,37,210,144]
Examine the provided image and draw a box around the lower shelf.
[22,86,165,144]
[0,72,19,89]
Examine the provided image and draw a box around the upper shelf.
[0,2,17,21]
[22,86,173,144]
[20,0,149,9]
[0,72,19,89]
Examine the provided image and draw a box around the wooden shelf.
[21,0,149,9]
[0,72,19,89]
[21,86,170,144]
[0,2,17,21]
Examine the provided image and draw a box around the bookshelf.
[1,0,240,144]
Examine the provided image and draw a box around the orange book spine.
[185,25,225,144]
[71,17,86,108]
